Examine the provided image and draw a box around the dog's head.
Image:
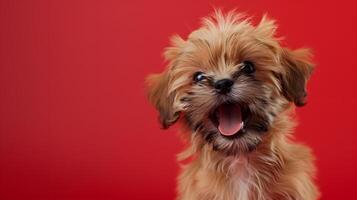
[146,10,314,155]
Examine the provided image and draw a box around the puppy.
[146,10,319,200]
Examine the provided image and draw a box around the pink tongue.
[218,104,243,136]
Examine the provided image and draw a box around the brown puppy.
[146,10,319,200]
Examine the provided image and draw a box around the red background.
[0,0,356,199]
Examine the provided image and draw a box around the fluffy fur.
[146,10,319,200]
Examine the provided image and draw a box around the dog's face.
[147,11,313,155]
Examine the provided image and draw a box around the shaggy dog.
[146,10,319,200]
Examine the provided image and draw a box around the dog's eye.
[193,72,206,82]
[241,61,255,74]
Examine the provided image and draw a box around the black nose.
[214,79,234,94]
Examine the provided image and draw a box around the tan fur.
[147,10,319,200]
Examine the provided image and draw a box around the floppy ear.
[279,48,314,106]
[146,70,180,129]
[146,35,185,129]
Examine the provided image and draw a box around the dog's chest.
[230,158,253,200]
[194,157,255,200]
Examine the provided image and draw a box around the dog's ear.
[146,35,184,129]
[279,48,314,107]
[146,71,180,129]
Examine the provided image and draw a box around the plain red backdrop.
[0,0,356,199]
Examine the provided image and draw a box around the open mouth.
[210,103,248,137]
